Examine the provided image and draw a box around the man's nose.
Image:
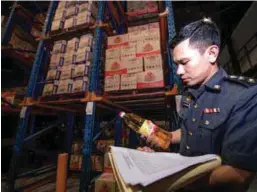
[176,64,184,76]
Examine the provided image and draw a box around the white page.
[111,146,218,186]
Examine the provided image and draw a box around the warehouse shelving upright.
[6,1,179,192]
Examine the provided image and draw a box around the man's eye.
[181,61,189,65]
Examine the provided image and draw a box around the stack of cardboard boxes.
[127,1,158,17]
[51,1,96,32]
[104,22,164,92]
[42,34,93,96]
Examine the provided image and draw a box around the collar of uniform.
[204,67,227,92]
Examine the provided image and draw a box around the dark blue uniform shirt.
[179,68,257,172]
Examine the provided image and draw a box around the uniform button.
[186,96,192,102]
[192,118,196,122]
[188,131,193,136]
[194,104,198,109]
[186,145,190,150]
[205,120,210,125]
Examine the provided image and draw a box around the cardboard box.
[105,58,126,76]
[107,34,129,49]
[149,22,160,30]
[128,24,149,32]
[66,1,77,8]
[77,46,91,53]
[45,67,61,81]
[122,57,143,74]
[63,52,76,65]
[49,53,64,67]
[67,37,80,52]
[121,73,137,90]
[53,10,66,21]
[148,28,160,39]
[75,50,92,64]
[76,11,95,26]
[64,16,76,29]
[95,173,117,192]
[60,65,73,80]
[128,31,144,42]
[70,154,82,170]
[104,75,120,92]
[73,63,89,78]
[57,1,67,10]
[72,76,88,93]
[96,140,115,153]
[51,19,64,31]
[52,40,66,54]
[136,39,161,57]
[71,141,83,154]
[92,155,104,172]
[106,48,120,59]
[137,69,164,89]
[78,2,89,13]
[65,5,79,19]
[120,45,136,60]
[56,79,72,94]
[144,54,163,71]
[87,2,97,18]
[79,34,93,48]
[42,82,58,96]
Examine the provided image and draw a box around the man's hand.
[137,146,155,152]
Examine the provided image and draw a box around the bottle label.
[139,120,158,136]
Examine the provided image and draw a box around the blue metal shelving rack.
[5,1,179,191]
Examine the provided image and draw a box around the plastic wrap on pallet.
[105,57,126,76]
[72,76,88,93]
[122,57,143,74]
[63,52,76,65]
[60,65,73,80]
[79,34,94,48]
[106,47,120,59]
[49,53,64,67]
[42,81,58,96]
[75,50,92,64]
[137,69,164,89]
[57,79,72,94]
[107,34,129,49]
[65,5,79,19]
[46,67,61,81]
[72,63,90,78]
[52,40,67,54]
[64,16,77,29]
[104,75,120,92]
[76,11,95,26]
[121,73,137,90]
[67,37,80,52]
[57,1,67,10]
[51,19,64,31]
[144,54,163,71]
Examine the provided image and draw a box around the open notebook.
[109,146,221,192]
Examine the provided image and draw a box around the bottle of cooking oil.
[119,111,172,149]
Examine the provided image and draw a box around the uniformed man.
[138,18,257,191]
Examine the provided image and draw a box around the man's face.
[172,39,213,86]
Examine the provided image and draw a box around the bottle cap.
[119,111,125,118]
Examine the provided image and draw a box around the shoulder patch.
[225,75,257,87]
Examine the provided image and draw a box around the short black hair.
[170,18,221,54]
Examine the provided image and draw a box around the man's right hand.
[137,146,155,152]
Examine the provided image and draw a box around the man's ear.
[206,45,219,64]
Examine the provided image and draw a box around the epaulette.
[225,75,257,87]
